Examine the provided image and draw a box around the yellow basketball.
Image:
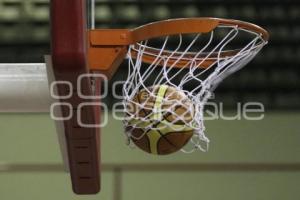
[125,85,194,155]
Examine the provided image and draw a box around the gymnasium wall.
[0,113,299,200]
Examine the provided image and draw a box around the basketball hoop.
[88,18,268,153]
[51,0,269,192]
[87,18,269,153]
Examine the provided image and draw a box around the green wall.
[0,112,299,200]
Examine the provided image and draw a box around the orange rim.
[88,18,269,72]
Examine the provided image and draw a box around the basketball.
[125,85,195,155]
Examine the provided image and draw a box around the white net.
[122,25,267,153]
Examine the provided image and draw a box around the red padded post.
[50,0,101,194]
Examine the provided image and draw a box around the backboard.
[50,0,101,194]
